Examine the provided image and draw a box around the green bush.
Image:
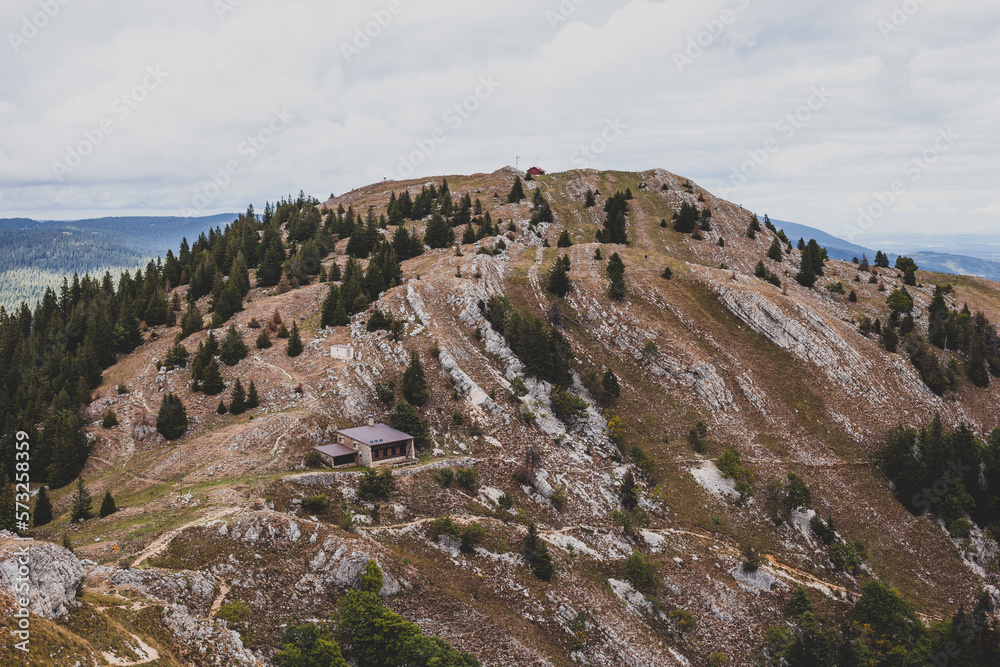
[455,467,478,494]
[302,494,330,514]
[357,469,394,500]
[429,516,461,540]
[624,550,658,590]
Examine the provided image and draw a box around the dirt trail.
[102,633,160,666]
[132,506,238,567]
[210,577,231,617]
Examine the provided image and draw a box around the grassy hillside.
[13,168,1000,666]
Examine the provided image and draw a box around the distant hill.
[0,214,236,309]
[769,218,1000,282]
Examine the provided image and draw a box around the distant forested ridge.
[0,214,236,309]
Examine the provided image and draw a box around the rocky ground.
[5,167,1000,666]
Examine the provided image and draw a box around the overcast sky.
[1,0,998,243]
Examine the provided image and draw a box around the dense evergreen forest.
[0,181,511,531]
[0,214,235,309]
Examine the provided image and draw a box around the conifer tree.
[230,251,251,296]
[156,393,189,439]
[34,486,53,526]
[99,491,117,518]
[217,399,228,414]
[219,325,248,366]
[523,522,555,580]
[212,279,243,324]
[70,478,93,522]
[767,238,783,262]
[247,381,260,409]
[389,401,427,443]
[287,321,303,357]
[180,302,204,339]
[602,370,621,399]
[619,470,638,510]
[229,379,247,415]
[607,253,626,301]
[546,257,572,298]
[402,351,429,406]
[424,213,454,249]
[584,188,596,208]
[507,176,525,203]
[557,229,572,247]
[201,357,225,395]
[883,325,899,353]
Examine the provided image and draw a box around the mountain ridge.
[4,166,1000,666]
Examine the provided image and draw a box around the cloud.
[0,0,996,235]
[972,202,1000,216]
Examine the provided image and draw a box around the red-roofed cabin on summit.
[314,416,415,468]
[527,166,546,177]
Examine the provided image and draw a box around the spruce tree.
[180,302,204,339]
[34,486,53,526]
[507,176,525,203]
[256,243,285,287]
[99,491,117,518]
[229,379,247,415]
[70,478,93,522]
[389,401,428,443]
[424,213,454,249]
[883,325,899,353]
[767,238,783,262]
[219,325,248,366]
[969,334,990,388]
[546,257,572,298]
[287,321,303,357]
[201,357,225,395]
[602,370,621,399]
[607,253,626,301]
[217,399,228,414]
[620,470,638,510]
[523,522,555,580]
[156,393,189,439]
[402,351,429,406]
[584,188,596,207]
[557,230,572,247]
[246,381,260,409]
[212,279,243,324]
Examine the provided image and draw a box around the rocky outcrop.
[109,567,217,613]
[715,286,870,390]
[296,537,407,597]
[163,603,260,666]
[0,531,84,619]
